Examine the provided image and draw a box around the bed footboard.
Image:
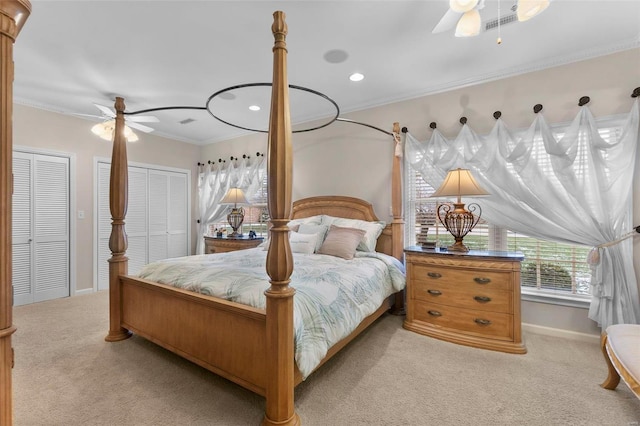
[119,276,268,395]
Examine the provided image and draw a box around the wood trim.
[0,3,31,424]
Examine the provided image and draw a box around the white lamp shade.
[221,187,249,205]
[455,9,481,37]
[91,120,139,142]
[449,0,479,13]
[517,0,550,22]
[431,168,490,199]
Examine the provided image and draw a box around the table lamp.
[431,168,489,252]
[221,187,249,237]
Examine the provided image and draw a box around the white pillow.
[297,223,329,252]
[289,231,319,254]
[320,215,385,252]
[260,216,323,250]
[288,215,323,229]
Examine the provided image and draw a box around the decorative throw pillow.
[289,231,319,254]
[320,215,385,252]
[317,225,367,260]
[297,223,329,252]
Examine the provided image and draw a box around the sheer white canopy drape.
[406,99,640,329]
[196,156,266,254]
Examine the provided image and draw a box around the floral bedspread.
[136,248,406,378]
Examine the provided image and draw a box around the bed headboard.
[291,196,394,257]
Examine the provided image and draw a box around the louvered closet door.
[167,172,188,258]
[12,152,70,305]
[97,163,148,291]
[126,167,149,275]
[148,170,189,261]
[12,152,33,306]
[148,170,169,262]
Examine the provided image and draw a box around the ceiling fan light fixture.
[517,0,550,22]
[449,0,479,13]
[455,9,481,37]
[91,120,139,142]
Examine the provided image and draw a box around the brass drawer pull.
[427,310,442,317]
[474,318,492,326]
[427,289,442,296]
[473,296,492,303]
[427,272,442,279]
[474,277,491,285]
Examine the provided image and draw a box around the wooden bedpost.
[390,122,405,314]
[263,11,300,426]
[105,97,132,342]
[0,2,32,424]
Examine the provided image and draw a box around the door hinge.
[11,347,15,368]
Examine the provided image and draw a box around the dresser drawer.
[412,300,513,341]
[410,264,512,292]
[411,280,512,313]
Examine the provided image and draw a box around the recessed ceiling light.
[219,92,236,100]
[323,49,349,64]
[349,73,364,82]
[249,105,261,111]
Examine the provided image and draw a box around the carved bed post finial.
[105,97,132,342]
[0,2,32,424]
[263,10,300,426]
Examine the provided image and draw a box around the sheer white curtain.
[406,99,640,329]
[196,156,266,254]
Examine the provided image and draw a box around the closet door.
[148,170,169,262]
[97,163,148,291]
[148,170,188,261]
[126,167,149,275]
[96,161,189,289]
[168,172,188,258]
[12,152,70,305]
[12,152,33,306]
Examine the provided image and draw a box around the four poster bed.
[105,11,404,426]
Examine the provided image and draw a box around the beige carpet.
[12,291,640,425]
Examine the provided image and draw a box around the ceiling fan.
[432,0,550,38]
[73,103,159,141]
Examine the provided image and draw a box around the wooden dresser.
[403,246,526,354]
[203,236,264,254]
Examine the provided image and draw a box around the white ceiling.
[12,1,640,145]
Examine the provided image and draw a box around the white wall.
[13,105,201,292]
[202,48,640,336]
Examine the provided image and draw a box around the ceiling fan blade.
[128,115,159,123]
[94,103,116,118]
[432,8,463,33]
[70,113,104,120]
[126,121,154,133]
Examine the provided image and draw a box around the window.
[208,172,269,237]
[403,119,624,300]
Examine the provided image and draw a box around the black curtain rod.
[197,152,264,166]
[402,88,640,133]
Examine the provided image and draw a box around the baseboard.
[74,288,95,296]
[522,323,600,344]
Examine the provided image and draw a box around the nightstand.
[403,246,526,354]
[203,236,264,254]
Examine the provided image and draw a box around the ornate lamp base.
[437,202,482,253]
[227,207,245,237]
